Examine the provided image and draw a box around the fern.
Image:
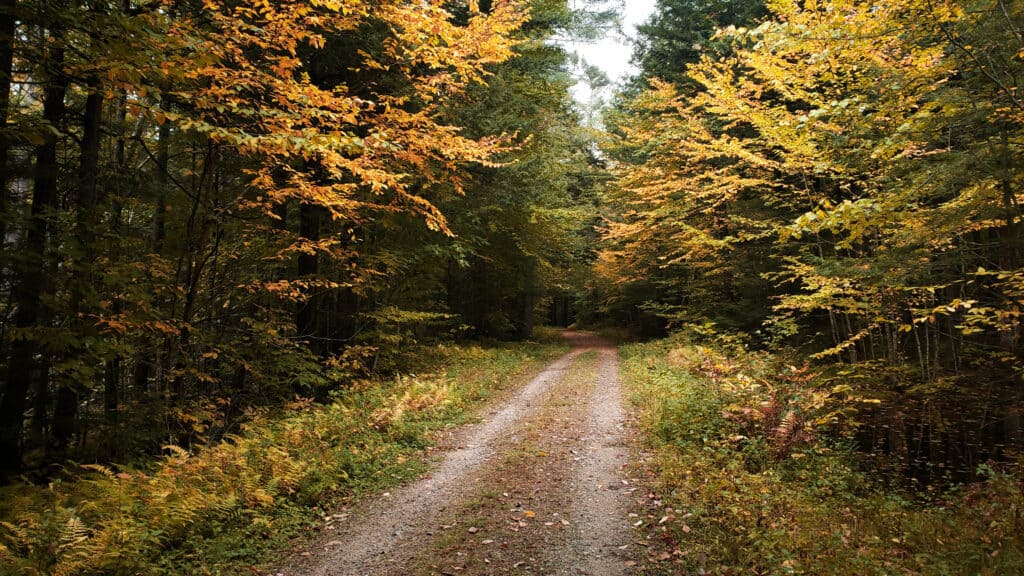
[0,519,29,556]
[57,516,90,551]
[0,341,562,575]
[162,444,190,459]
[79,464,114,477]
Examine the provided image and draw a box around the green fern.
[57,516,90,550]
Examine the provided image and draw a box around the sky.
[567,0,658,105]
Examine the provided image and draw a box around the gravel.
[275,332,632,576]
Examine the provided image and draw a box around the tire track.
[277,345,587,576]
[559,344,632,576]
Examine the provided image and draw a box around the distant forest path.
[276,331,637,576]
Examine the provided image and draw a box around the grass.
[621,334,1024,575]
[0,337,568,576]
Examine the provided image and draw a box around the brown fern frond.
[162,444,190,459]
[79,463,114,477]
[0,519,29,555]
[770,410,799,459]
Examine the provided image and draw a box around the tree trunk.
[131,98,173,395]
[0,38,67,478]
[0,0,16,449]
[998,124,1020,351]
[152,98,171,254]
[0,0,15,250]
[296,202,324,354]
[50,76,104,455]
[516,257,538,340]
[104,88,129,429]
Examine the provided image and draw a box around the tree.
[601,0,1024,377]
[0,0,532,477]
[631,0,766,88]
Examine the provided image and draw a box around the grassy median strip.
[0,337,568,576]
[621,335,1024,576]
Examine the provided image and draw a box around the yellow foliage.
[369,375,454,430]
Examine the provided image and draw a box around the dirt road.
[276,332,635,576]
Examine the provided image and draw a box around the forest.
[0,0,1022,574]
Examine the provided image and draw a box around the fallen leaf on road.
[523,510,536,518]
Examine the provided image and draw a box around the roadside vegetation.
[0,338,566,576]
[599,0,1024,572]
[622,332,1024,575]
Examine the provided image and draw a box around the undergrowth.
[0,338,567,576]
[622,334,1024,575]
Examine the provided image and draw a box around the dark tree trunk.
[51,75,104,455]
[0,39,67,478]
[104,89,129,429]
[998,124,1021,351]
[77,79,102,239]
[0,0,16,450]
[50,384,77,454]
[131,98,173,395]
[152,98,171,254]
[516,258,538,340]
[0,0,15,250]
[297,202,324,355]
